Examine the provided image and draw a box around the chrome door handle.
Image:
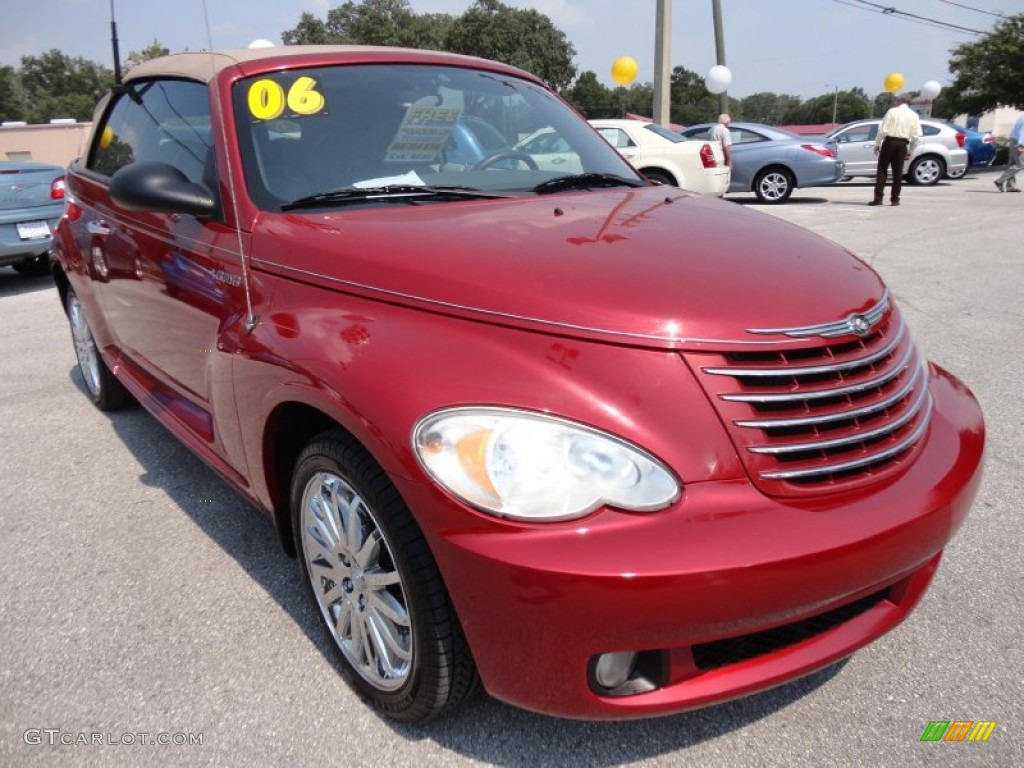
[87,221,111,236]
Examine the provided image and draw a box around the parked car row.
[590,117,975,205]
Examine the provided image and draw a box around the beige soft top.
[124,45,519,84]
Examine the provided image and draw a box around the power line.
[831,0,987,34]
[932,0,1005,19]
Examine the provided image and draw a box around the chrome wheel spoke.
[368,589,409,628]
[366,610,412,676]
[355,528,383,569]
[363,569,400,588]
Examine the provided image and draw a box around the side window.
[732,129,764,145]
[839,125,877,143]
[686,128,713,140]
[89,79,212,185]
[596,128,636,149]
[922,124,939,137]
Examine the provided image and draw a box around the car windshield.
[233,63,642,210]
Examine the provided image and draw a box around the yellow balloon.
[611,56,638,86]
[100,125,114,150]
[884,71,905,93]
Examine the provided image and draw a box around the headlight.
[412,407,680,522]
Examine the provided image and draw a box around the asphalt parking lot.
[1,168,1020,768]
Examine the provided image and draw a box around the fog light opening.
[594,651,638,689]
[590,650,668,697]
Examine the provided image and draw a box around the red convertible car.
[51,45,984,722]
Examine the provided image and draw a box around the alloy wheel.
[68,294,101,397]
[300,471,413,691]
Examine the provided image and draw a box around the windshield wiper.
[532,173,647,195]
[281,185,507,211]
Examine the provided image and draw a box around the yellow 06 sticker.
[248,77,326,120]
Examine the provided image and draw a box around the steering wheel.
[471,150,539,171]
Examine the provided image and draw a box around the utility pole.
[825,84,839,127]
[653,0,671,126]
[711,0,727,115]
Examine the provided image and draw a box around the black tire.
[66,288,131,411]
[291,430,478,722]
[642,169,676,186]
[12,253,51,277]
[908,155,944,186]
[753,167,794,203]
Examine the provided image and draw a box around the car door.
[832,123,878,176]
[77,77,248,452]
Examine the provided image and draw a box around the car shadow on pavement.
[730,196,829,206]
[70,363,849,760]
[0,268,55,298]
[399,661,846,765]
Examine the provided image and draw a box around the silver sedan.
[679,122,844,203]
[825,119,969,185]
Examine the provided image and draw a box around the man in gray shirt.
[994,113,1024,193]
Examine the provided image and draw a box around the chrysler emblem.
[849,314,871,337]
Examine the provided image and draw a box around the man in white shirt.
[870,94,922,207]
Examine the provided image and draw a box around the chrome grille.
[685,304,932,495]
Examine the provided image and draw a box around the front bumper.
[398,365,984,719]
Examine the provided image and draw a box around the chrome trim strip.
[734,363,923,429]
[746,291,890,338]
[720,343,917,404]
[704,318,905,378]
[759,396,932,480]
[747,383,929,455]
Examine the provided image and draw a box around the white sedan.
[588,119,730,196]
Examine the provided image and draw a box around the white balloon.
[920,80,942,100]
[705,65,732,95]
[248,39,276,49]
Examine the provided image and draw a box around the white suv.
[826,119,968,185]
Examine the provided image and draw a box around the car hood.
[250,186,884,349]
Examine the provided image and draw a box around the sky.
[0,0,1015,100]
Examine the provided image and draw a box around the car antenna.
[202,0,259,335]
[109,0,122,85]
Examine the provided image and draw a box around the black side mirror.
[110,161,216,217]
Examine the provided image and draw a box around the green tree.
[619,82,656,118]
[19,50,113,123]
[872,91,893,118]
[669,66,719,126]
[443,0,576,90]
[563,70,613,118]
[944,12,1024,113]
[798,88,870,124]
[125,39,171,71]
[0,65,24,122]
[282,0,452,49]
[740,92,801,124]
